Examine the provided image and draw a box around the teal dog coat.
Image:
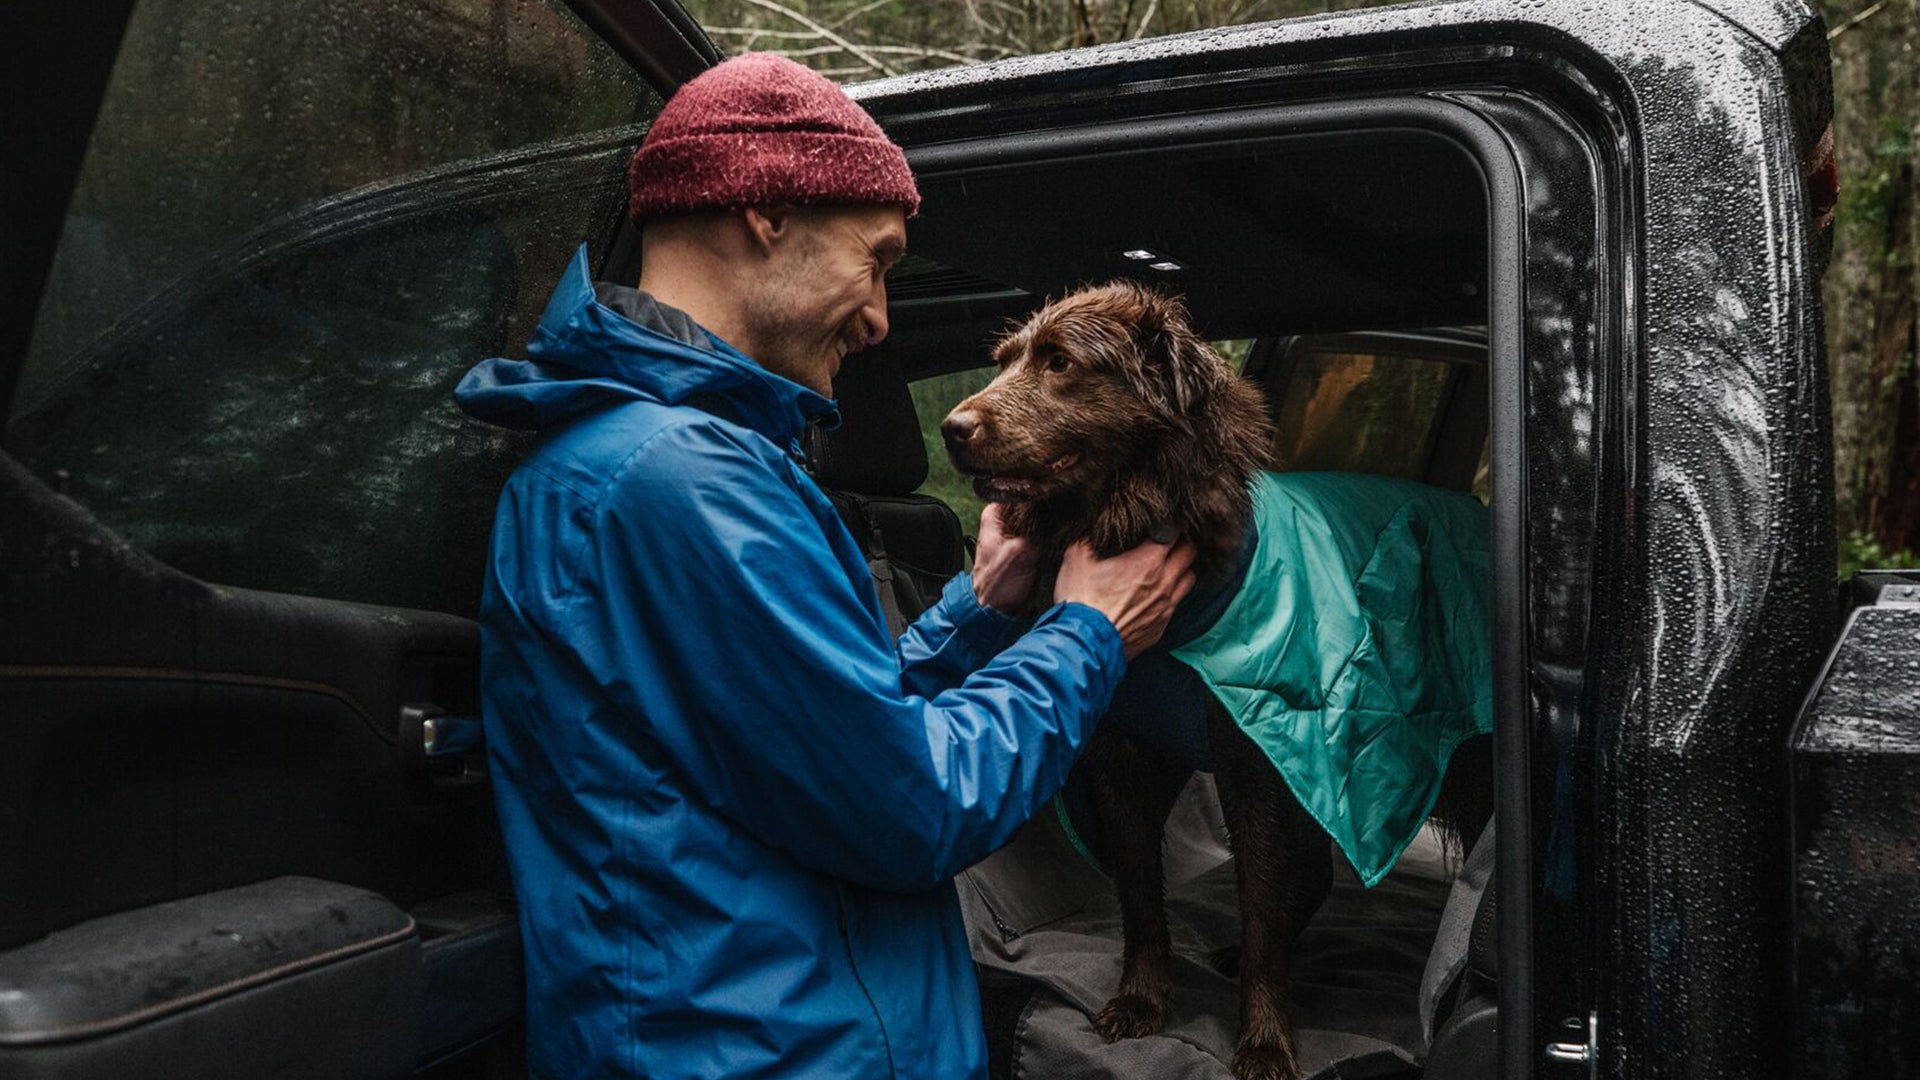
[1095,471,1493,887]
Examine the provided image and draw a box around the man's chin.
[752,350,837,398]
[813,352,844,398]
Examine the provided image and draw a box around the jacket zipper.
[837,886,900,1078]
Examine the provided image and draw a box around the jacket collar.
[528,245,841,444]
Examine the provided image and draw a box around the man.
[454,53,1197,1079]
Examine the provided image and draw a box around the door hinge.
[1545,1012,1598,1077]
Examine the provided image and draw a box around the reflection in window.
[23,0,656,402]
[9,0,661,617]
[1266,351,1453,480]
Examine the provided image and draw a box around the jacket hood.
[454,245,839,444]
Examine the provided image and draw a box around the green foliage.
[910,367,996,535]
[1213,338,1254,369]
[1838,529,1920,578]
[1835,116,1914,253]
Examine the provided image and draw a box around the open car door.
[0,3,714,1077]
[832,1,1830,1076]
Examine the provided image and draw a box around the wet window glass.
[1265,350,1455,479]
[8,0,661,617]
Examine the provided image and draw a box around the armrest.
[0,877,419,1080]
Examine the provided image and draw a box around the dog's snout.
[942,410,984,448]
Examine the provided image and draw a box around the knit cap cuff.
[629,129,921,219]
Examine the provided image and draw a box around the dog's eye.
[1045,353,1071,374]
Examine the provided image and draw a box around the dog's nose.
[942,410,983,448]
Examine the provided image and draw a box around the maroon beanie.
[627,53,920,220]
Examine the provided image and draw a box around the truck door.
[848,2,1834,1077]
[0,2,715,1075]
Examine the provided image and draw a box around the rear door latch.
[1545,1012,1598,1077]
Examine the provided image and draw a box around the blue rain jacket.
[453,248,1126,1080]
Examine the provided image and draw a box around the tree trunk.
[1825,0,1920,552]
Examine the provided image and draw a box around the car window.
[8,0,662,617]
[912,368,996,534]
[1265,348,1458,481]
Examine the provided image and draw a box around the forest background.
[685,0,1920,572]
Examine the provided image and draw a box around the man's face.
[745,205,907,397]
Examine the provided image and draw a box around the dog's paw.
[1092,993,1166,1041]
[1231,1044,1302,1080]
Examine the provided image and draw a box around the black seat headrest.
[807,351,929,496]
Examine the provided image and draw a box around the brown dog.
[942,282,1269,582]
[943,281,1489,1080]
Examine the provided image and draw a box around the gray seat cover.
[961,775,1457,1079]
[1418,819,1496,1044]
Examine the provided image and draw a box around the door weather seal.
[559,0,720,96]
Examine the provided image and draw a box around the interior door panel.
[0,453,511,1070]
[1,0,725,1074]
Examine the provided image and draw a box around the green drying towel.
[1169,471,1493,887]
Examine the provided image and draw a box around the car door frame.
[843,3,1834,1076]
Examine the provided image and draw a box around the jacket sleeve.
[556,421,1126,894]
[895,574,1025,699]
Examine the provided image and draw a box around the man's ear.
[742,205,796,257]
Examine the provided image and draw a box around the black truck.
[2,0,1900,1077]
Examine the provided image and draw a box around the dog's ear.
[1124,284,1210,426]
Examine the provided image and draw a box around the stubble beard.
[742,247,838,396]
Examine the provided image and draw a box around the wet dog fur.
[943,281,1490,1080]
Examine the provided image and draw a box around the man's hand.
[971,503,1040,613]
[1055,537,1199,660]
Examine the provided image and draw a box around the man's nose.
[942,409,983,448]
[861,284,890,347]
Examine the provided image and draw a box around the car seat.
[1417,819,1498,1078]
[805,351,969,632]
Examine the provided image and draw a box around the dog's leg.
[1207,696,1332,1080]
[1082,727,1191,1043]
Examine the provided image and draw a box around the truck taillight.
[1808,124,1837,234]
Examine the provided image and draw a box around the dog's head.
[943,281,1215,505]
[942,281,1271,563]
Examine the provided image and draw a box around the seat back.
[807,352,968,631]
[1419,819,1499,1077]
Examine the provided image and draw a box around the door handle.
[418,710,484,757]
[398,703,487,791]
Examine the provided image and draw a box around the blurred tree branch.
[1827,0,1890,39]
[682,0,1396,79]
[736,0,901,74]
